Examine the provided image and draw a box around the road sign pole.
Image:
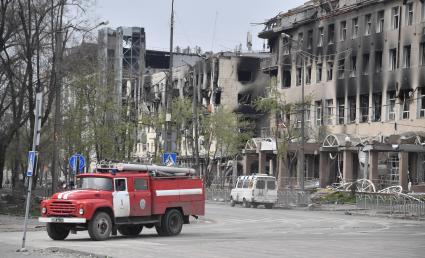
[74,154,79,189]
[21,92,42,251]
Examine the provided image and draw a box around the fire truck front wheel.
[88,211,112,241]
[156,209,183,236]
[46,223,70,240]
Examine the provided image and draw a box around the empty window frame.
[363,54,370,75]
[377,10,385,33]
[338,59,345,79]
[400,91,410,119]
[389,48,397,70]
[307,30,313,49]
[318,27,324,47]
[375,50,383,73]
[282,69,291,88]
[298,32,304,46]
[403,45,411,68]
[315,101,323,126]
[337,98,345,125]
[406,2,413,26]
[365,14,372,35]
[296,67,302,86]
[387,91,396,120]
[328,24,335,44]
[372,93,382,122]
[325,99,334,125]
[340,21,347,41]
[316,62,323,82]
[348,96,356,123]
[392,6,400,30]
[306,66,312,84]
[352,17,359,38]
[350,55,357,77]
[419,88,425,118]
[327,61,334,81]
[360,94,369,123]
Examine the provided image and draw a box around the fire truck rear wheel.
[156,209,183,236]
[46,223,70,240]
[117,225,143,236]
[88,211,112,241]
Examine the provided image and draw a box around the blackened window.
[296,67,302,86]
[318,27,324,47]
[350,56,357,77]
[389,48,397,70]
[307,30,313,49]
[360,95,369,123]
[363,54,370,75]
[403,45,411,68]
[352,18,359,38]
[306,66,312,84]
[282,70,291,88]
[238,70,252,82]
[328,24,335,44]
[340,21,347,41]
[348,96,356,123]
[337,98,345,124]
[327,61,333,81]
[377,10,385,33]
[316,62,323,82]
[388,91,396,120]
[375,51,383,73]
[338,59,345,79]
[421,43,425,66]
[372,94,382,122]
[365,14,372,35]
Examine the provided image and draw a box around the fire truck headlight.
[79,208,84,215]
[41,207,47,214]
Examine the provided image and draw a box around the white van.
[230,175,277,208]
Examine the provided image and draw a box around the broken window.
[392,6,400,30]
[363,54,370,75]
[328,24,335,44]
[348,96,356,123]
[360,95,369,123]
[365,14,372,35]
[238,70,252,82]
[389,48,397,70]
[372,94,382,122]
[338,59,345,79]
[387,91,396,120]
[352,18,359,38]
[325,99,334,125]
[316,62,323,82]
[375,51,383,73]
[318,27,324,47]
[419,88,425,118]
[406,3,413,26]
[315,101,323,126]
[327,61,333,81]
[377,10,385,33]
[282,69,291,88]
[350,56,357,77]
[306,66,311,84]
[296,67,302,86]
[337,98,345,125]
[403,45,411,68]
[307,30,313,49]
[237,93,252,105]
[340,21,347,41]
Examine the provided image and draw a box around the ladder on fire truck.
[95,162,196,177]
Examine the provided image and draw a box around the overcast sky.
[94,0,306,53]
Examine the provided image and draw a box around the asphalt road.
[1,203,425,258]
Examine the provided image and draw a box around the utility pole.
[299,57,305,191]
[191,66,200,175]
[165,0,174,152]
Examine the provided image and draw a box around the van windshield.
[256,180,265,189]
[78,177,113,191]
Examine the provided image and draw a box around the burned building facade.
[260,0,425,192]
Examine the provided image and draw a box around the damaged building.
[258,0,425,192]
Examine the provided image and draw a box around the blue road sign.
[69,154,86,174]
[27,151,37,177]
[162,152,177,167]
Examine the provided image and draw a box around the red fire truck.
[39,163,205,241]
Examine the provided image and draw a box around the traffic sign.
[26,151,37,177]
[162,152,177,167]
[69,154,85,174]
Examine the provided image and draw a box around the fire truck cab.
[39,164,205,241]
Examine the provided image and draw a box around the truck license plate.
[52,218,64,222]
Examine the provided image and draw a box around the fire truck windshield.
[77,177,113,191]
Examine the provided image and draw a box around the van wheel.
[230,197,236,207]
[46,223,70,240]
[265,203,274,209]
[156,209,183,236]
[118,225,143,236]
[88,211,112,241]
[242,199,251,208]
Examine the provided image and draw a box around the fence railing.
[356,192,425,218]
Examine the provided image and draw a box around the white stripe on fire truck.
[155,188,203,196]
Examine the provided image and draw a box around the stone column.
[369,151,379,186]
[343,151,353,182]
[399,152,409,192]
[259,150,267,174]
[319,152,330,188]
[278,156,289,190]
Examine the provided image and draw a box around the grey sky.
[95,0,306,53]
